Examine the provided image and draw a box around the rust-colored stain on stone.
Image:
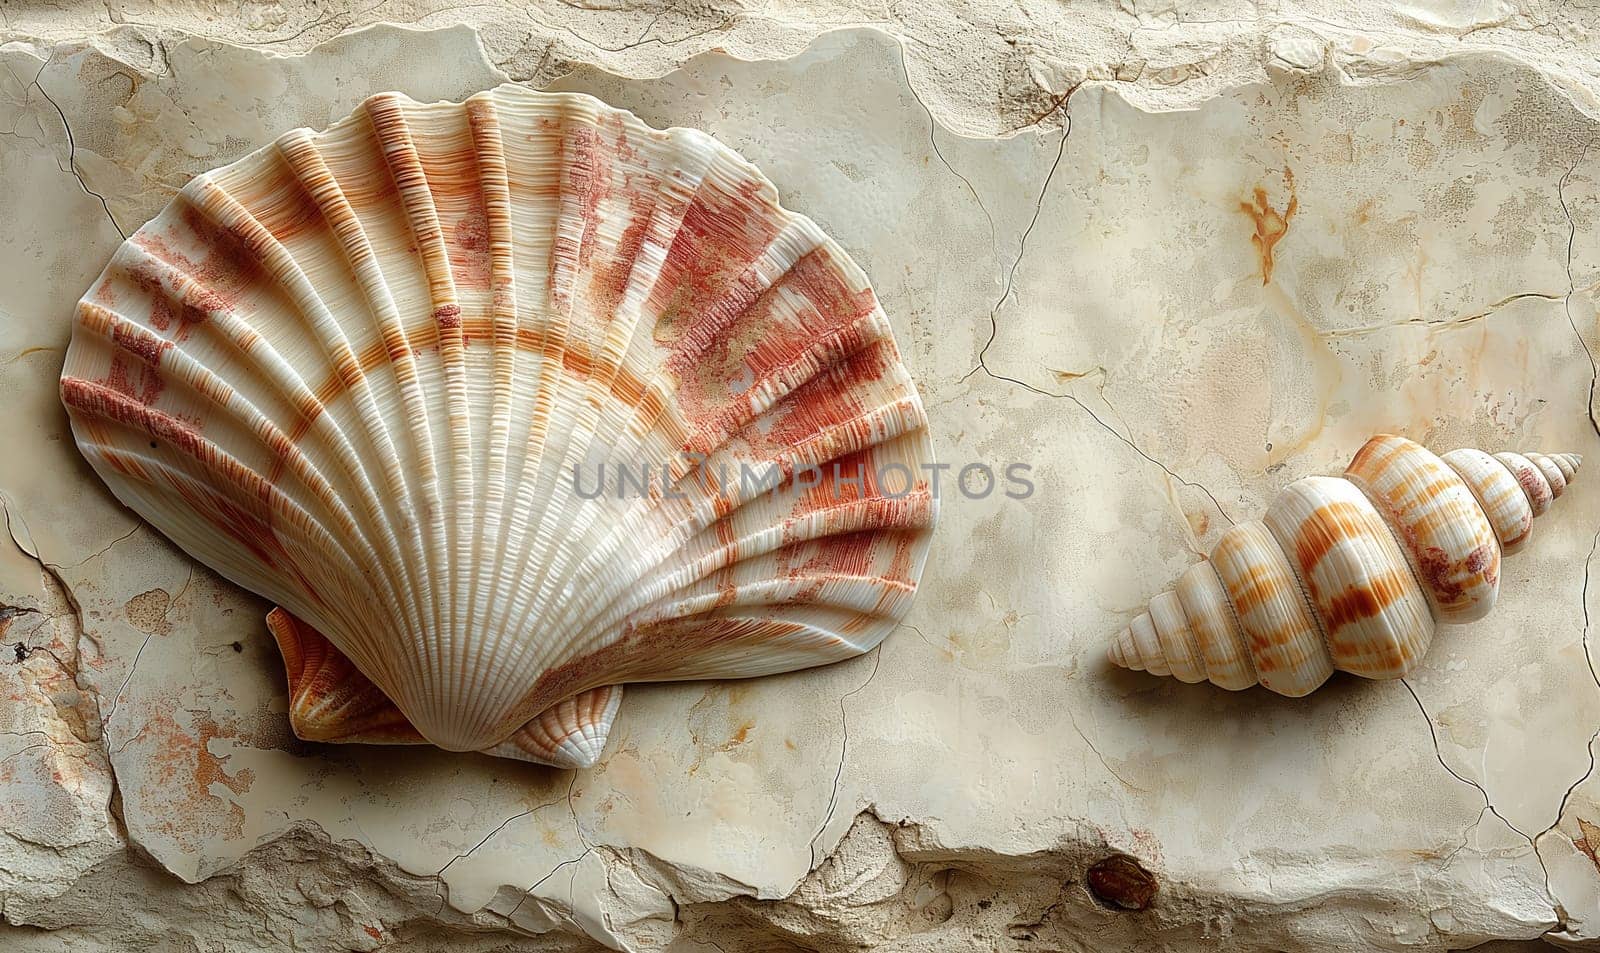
[133,703,257,849]
[1239,168,1298,285]
[1086,854,1157,910]
[718,719,756,751]
[1576,817,1600,873]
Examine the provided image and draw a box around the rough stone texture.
[1,3,1599,951]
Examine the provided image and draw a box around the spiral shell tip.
[1107,633,1135,670]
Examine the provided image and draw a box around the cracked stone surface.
[2,4,1600,951]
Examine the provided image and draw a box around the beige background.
[2,2,1600,950]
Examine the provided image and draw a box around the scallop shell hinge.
[59,85,938,767]
[1108,435,1580,696]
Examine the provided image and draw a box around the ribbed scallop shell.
[59,85,937,767]
[1108,435,1579,696]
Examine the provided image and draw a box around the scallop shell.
[59,85,938,767]
[1108,435,1579,696]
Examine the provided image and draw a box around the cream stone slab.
[1,20,1598,952]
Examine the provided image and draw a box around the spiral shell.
[59,85,937,767]
[1107,435,1580,695]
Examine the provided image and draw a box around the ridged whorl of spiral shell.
[1107,435,1581,696]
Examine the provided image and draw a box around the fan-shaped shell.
[60,85,937,766]
[1109,435,1580,696]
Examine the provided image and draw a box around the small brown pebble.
[1086,855,1157,910]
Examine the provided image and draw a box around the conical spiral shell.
[1108,435,1580,696]
[59,86,937,765]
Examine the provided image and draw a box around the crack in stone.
[549,13,739,54]
[629,13,662,46]
[0,728,52,743]
[432,808,538,879]
[559,769,591,850]
[1528,523,1600,938]
[1523,142,1600,936]
[1065,706,1141,794]
[429,791,570,917]
[0,743,52,769]
[1006,888,1070,939]
[1401,677,1565,929]
[808,645,882,869]
[1319,290,1570,339]
[101,566,190,742]
[256,1,390,47]
[100,634,152,739]
[1540,730,1600,918]
[485,8,741,77]
[1004,82,1079,136]
[20,60,125,240]
[961,95,1235,529]
[964,96,1070,394]
[899,42,997,259]
[1401,679,1531,839]
[901,622,942,655]
[1095,387,1235,530]
[0,603,42,625]
[0,60,57,148]
[1559,137,1599,440]
[57,524,142,571]
[496,36,557,78]
[507,845,595,925]
[0,497,98,686]
[502,772,595,926]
